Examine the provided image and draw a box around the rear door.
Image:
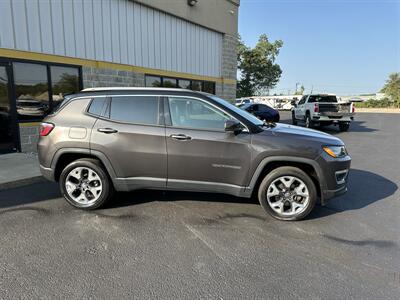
[90,94,167,189]
[164,96,252,193]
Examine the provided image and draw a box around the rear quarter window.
[87,97,107,116]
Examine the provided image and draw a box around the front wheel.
[339,123,350,132]
[291,111,297,125]
[305,114,313,128]
[258,166,317,221]
[59,158,113,210]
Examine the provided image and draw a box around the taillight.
[40,122,54,136]
[352,105,355,113]
[314,103,319,113]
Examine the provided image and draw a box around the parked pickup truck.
[292,94,355,132]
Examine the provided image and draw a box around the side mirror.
[225,119,243,134]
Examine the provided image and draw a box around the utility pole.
[295,82,300,94]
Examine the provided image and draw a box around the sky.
[238,0,400,96]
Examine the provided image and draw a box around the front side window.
[14,62,49,121]
[51,66,80,107]
[110,96,159,125]
[168,97,231,131]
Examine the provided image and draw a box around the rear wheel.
[339,123,350,132]
[258,166,317,221]
[59,158,113,210]
[291,111,297,125]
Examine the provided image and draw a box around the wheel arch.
[248,156,325,201]
[51,148,117,185]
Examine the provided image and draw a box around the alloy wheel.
[65,167,103,205]
[266,176,310,216]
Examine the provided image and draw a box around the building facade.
[0,0,239,153]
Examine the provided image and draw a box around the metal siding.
[0,0,222,77]
[26,0,42,53]
[50,0,65,56]
[63,0,76,57]
[72,0,85,58]
[0,0,15,48]
[102,0,112,62]
[11,0,29,51]
[93,0,104,61]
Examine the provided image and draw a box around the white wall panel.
[0,0,222,77]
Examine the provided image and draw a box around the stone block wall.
[19,124,40,153]
[82,67,145,88]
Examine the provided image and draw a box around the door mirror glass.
[225,119,243,134]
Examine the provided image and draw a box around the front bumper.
[316,153,351,205]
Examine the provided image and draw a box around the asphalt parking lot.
[0,112,399,299]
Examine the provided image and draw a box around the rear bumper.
[40,165,55,182]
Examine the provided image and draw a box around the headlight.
[322,145,348,158]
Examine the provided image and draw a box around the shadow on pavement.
[0,182,60,209]
[108,189,258,209]
[309,168,398,219]
[322,120,377,134]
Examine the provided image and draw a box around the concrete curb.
[0,176,46,191]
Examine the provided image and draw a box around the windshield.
[209,95,264,126]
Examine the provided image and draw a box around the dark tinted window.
[88,98,106,116]
[51,66,80,107]
[110,96,159,125]
[202,81,215,94]
[308,95,337,103]
[145,76,161,87]
[14,62,49,120]
[162,78,177,88]
[178,79,191,89]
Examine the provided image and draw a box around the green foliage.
[295,85,305,95]
[354,98,395,108]
[380,73,400,107]
[237,34,283,98]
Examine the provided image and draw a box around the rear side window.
[88,97,107,116]
[110,96,159,125]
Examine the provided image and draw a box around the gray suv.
[38,88,351,221]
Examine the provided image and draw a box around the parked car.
[240,103,280,122]
[16,99,47,118]
[235,98,252,106]
[292,94,355,131]
[38,88,351,221]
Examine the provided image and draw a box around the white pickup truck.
[291,94,355,132]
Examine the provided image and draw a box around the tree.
[237,34,283,98]
[381,73,400,107]
[295,85,305,95]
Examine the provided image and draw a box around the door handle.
[170,134,192,141]
[97,128,118,134]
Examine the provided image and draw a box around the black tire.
[59,158,114,210]
[305,113,313,128]
[339,123,350,132]
[257,166,317,221]
[291,111,297,125]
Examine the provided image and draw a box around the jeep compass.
[38,88,351,221]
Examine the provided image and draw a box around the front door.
[0,63,18,153]
[165,96,252,193]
